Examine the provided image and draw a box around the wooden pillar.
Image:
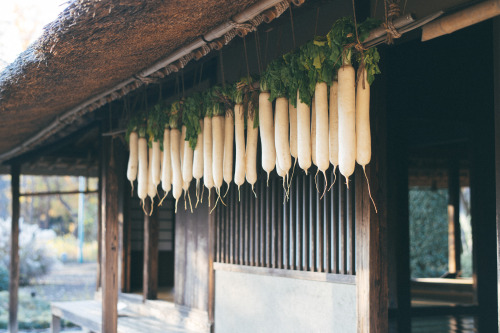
[101,134,120,333]
[143,199,159,300]
[355,54,388,332]
[447,160,461,275]
[493,17,500,332]
[208,194,216,324]
[96,147,102,291]
[9,163,20,333]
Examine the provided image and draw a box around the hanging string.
[383,0,402,44]
[254,30,262,75]
[264,29,270,69]
[199,62,204,86]
[181,70,185,97]
[275,26,283,59]
[175,74,180,99]
[158,82,162,103]
[219,49,226,86]
[314,6,320,37]
[243,36,251,81]
[289,6,296,49]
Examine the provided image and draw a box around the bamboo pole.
[422,0,500,41]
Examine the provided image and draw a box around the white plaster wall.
[215,270,356,333]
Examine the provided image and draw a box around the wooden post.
[355,48,388,332]
[143,199,159,300]
[208,193,216,324]
[447,160,461,275]
[9,163,20,333]
[101,134,120,333]
[96,148,102,291]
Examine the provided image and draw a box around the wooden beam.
[9,163,20,333]
[143,199,159,300]
[101,134,120,333]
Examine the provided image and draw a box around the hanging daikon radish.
[233,103,246,195]
[329,80,339,183]
[212,113,225,201]
[137,130,148,209]
[180,125,186,174]
[127,130,138,194]
[193,119,204,206]
[151,140,161,191]
[276,156,286,187]
[246,106,258,196]
[258,84,276,184]
[169,101,183,212]
[160,127,171,205]
[223,111,234,196]
[289,102,298,159]
[275,97,291,182]
[147,146,156,215]
[297,89,312,174]
[311,98,317,167]
[315,81,329,198]
[203,115,214,205]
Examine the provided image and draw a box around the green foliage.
[236,77,259,128]
[260,57,290,101]
[182,94,203,149]
[147,101,168,144]
[169,100,183,129]
[409,188,449,278]
[0,266,8,291]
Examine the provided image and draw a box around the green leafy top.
[283,50,314,107]
[169,100,183,129]
[236,77,259,128]
[182,94,203,149]
[299,36,337,85]
[126,112,144,141]
[147,102,168,144]
[357,18,382,85]
[327,16,356,66]
[260,58,290,102]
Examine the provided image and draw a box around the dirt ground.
[29,262,97,303]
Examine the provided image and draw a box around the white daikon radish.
[137,135,148,208]
[315,82,329,198]
[212,115,225,201]
[259,91,276,183]
[160,128,171,205]
[311,98,317,167]
[127,131,138,194]
[151,140,161,190]
[246,111,258,195]
[180,125,186,171]
[193,119,204,206]
[338,64,356,186]
[147,147,157,215]
[356,66,377,212]
[223,111,234,196]
[297,89,311,174]
[203,116,214,205]
[171,128,183,213]
[289,102,298,159]
[329,81,339,184]
[275,97,291,182]
[182,140,194,184]
[234,104,246,196]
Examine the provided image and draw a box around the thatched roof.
[0,0,291,163]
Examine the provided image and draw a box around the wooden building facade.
[2,0,500,332]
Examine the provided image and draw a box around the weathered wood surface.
[51,300,205,333]
[495,17,500,332]
[9,163,20,333]
[101,135,122,333]
[175,184,211,312]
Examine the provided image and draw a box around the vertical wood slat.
[143,199,159,300]
[266,181,272,268]
[237,188,242,265]
[318,175,324,273]
[349,177,356,275]
[225,189,229,264]
[254,182,259,266]
[271,178,277,268]
[303,174,310,271]
[290,174,297,271]
[249,185,255,266]
[277,178,284,269]
[298,173,304,270]
[325,169,332,273]
[96,145,103,291]
[9,163,20,333]
[310,174,317,272]
[243,187,249,265]
[229,187,234,264]
[284,180,290,270]
[216,200,221,263]
[260,181,266,267]
[340,177,347,274]
[332,169,339,274]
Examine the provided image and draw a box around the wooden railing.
[215,165,356,275]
